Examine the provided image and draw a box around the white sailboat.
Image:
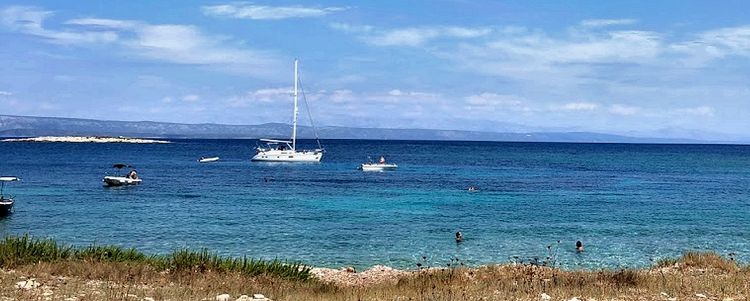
[252,59,324,162]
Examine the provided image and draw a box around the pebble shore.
[1,136,170,144]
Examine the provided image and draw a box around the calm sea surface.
[0,139,748,270]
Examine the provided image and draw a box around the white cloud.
[227,87,292,107]
[480,30,662,66]
[202,4,346,20]
[672,106,715,117]
[552,102,599,111]
[668,25,750,67]
[328,22,373,34]
[579,19,637,27]
[329,89,353,103]
[463,93,531,112]
[0,6,118,44]
[0,91,11,96]
[0,6,281,76]
[608,104,641,115]
[126,24,266,66]
[388,89,403,96]
[330,23,492,47]
[181,94,200,102]
[697,26,750,55]
[66,18,138,29]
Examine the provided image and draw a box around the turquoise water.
[0,140,748,270]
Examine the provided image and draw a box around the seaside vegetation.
[1,234,748,300]
[0,235,310,281]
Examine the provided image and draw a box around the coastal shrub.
[680,251,738,272]
[0,234,73,267]
[75,244,150,262]
[655,251,738,272]
[655,257,678,268]
[607,269,640,287]
[0,235,310,280]
[166,249,311,280]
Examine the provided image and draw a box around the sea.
[0,139,748,270]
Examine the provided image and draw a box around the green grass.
[0,234,310,280]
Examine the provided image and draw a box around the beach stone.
[16,279,41,289]
[253,294,269,300]
[236,295,252,301]
[216,294,231,301]
[142,298,155,301]
[540,293,552,301]
[696,293,707,298]
[568,298,581,301]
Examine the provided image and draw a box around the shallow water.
[0,139,748,270]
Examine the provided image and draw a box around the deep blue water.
[0,139,749,270]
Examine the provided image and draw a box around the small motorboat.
[198,156,220,163]
[0,176,19,216]
[358,156,398,171]
[103,163,142,187]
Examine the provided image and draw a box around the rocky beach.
[1,136,170,144]
[2,255,748,301]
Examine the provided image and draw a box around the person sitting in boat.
[455,231,463,243]
[127,170,138,180]
[468,186,478,192]
[379,156,386,164]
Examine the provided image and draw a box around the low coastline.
[0,235,747,300]
[1,136,170,144]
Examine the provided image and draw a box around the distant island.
[2,136,170,144]
[0,114,744,144]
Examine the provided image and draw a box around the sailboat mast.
[292,59,298,151]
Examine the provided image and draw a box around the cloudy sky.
[1,1,749,139]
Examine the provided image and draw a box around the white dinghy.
[0,176,19,215]
[103,164,142,187]
[198,156,220,163]
[359,156,398,171]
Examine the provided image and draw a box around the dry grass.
[1,252,749,301]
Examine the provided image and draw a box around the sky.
[1,0,749,140]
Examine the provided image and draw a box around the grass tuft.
[656,251,739,272]
[0,234,73,266]
[0,234,310,280]
[680,251,739,271]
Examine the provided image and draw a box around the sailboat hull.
[251,149,323,162]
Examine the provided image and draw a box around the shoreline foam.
[1,136,170,144]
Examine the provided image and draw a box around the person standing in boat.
[379,156,386,164]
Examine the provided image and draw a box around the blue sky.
[1,1,749,139]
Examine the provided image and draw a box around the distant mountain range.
[0,114,742,144]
